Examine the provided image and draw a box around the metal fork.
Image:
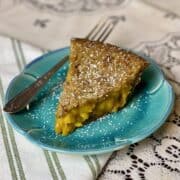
[3,16,120,113]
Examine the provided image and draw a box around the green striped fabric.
[0,36,111,180]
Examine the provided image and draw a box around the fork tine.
[99,18,119,42]
[86,17,109,40]
[96,22,114,42]
[86,16,119,42]
[98,23,115,42]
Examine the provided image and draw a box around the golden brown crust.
[56,38,148,117]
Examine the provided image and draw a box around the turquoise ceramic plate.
[4,47,174,155]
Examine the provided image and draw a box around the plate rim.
[4,47,175,155]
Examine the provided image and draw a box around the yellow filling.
[55,87,131,135]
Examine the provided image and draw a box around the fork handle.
[3,55,68,113]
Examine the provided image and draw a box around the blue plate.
[4,47,174,155]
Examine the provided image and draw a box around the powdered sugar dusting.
[58,39,148,115]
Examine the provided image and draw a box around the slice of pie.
[55,38,148,135]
